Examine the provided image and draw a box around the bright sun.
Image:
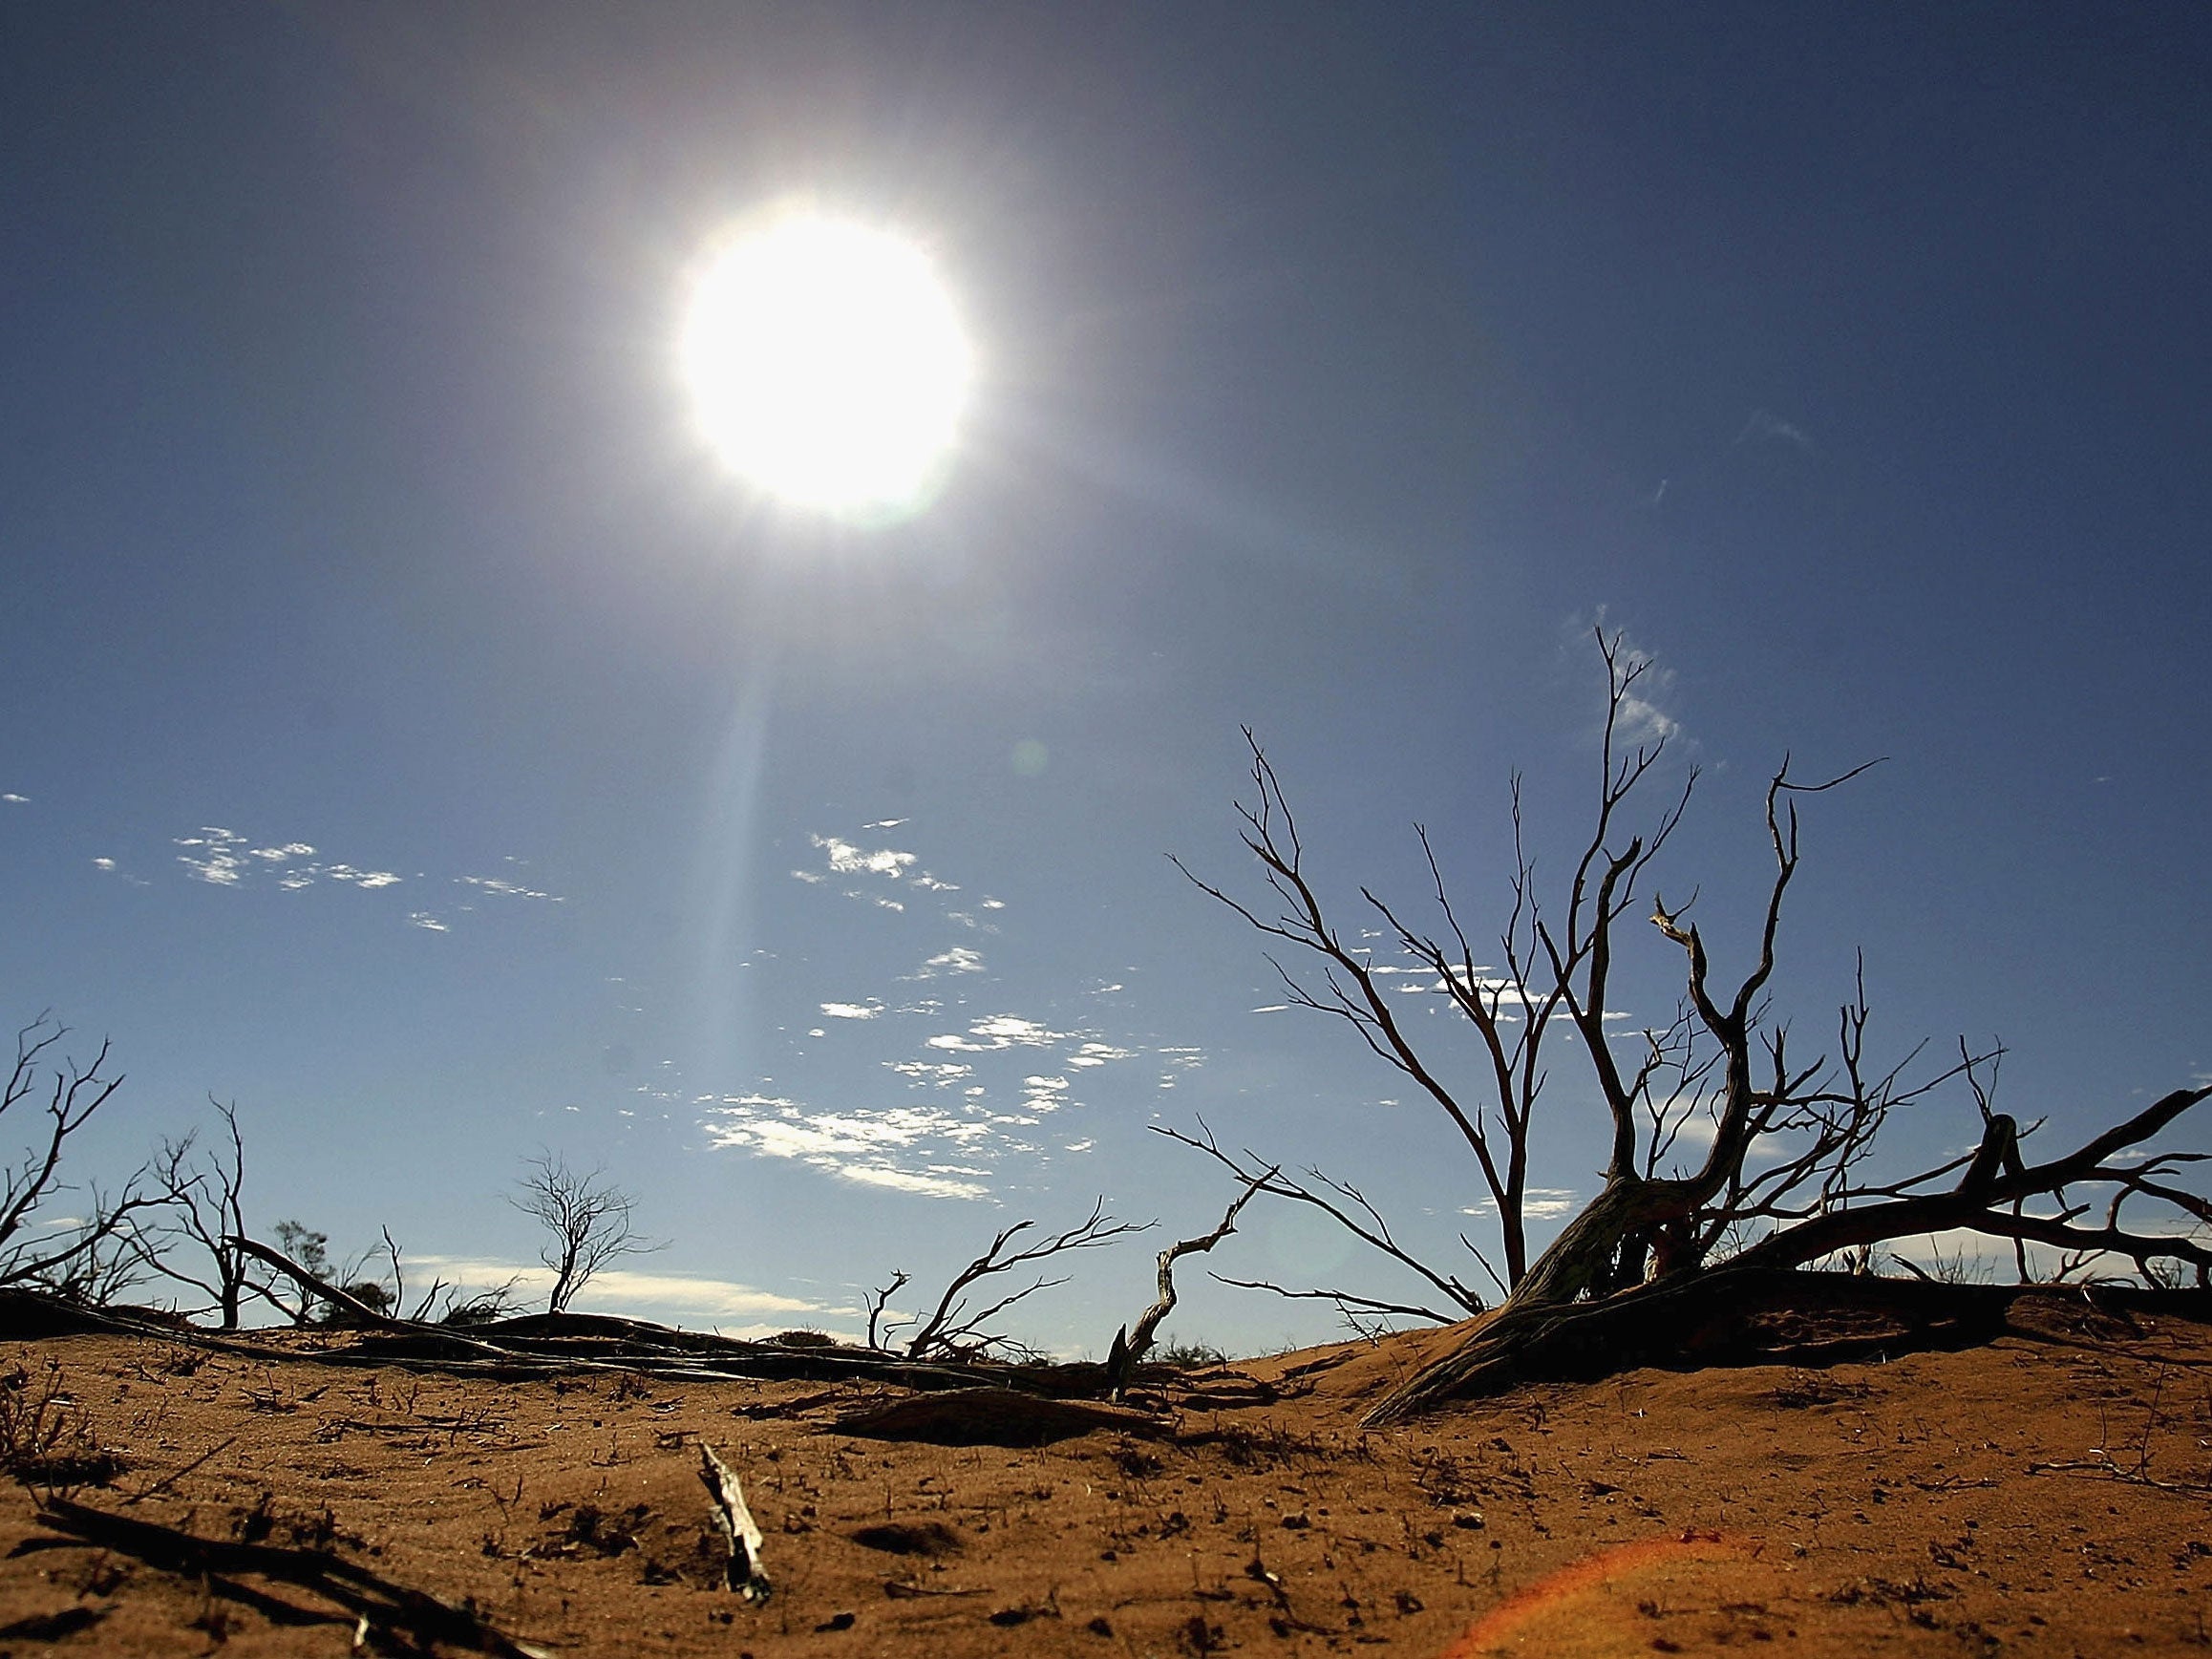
[680,215,973,522]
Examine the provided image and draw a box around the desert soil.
[0,1291,2205,1657]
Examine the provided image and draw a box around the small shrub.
[0,1360,124,1488]
[1154,1338,1232,1368]
[314,1281,394,1327]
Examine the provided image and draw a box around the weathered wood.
[697,1444,771,1602]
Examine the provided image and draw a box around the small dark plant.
[0,1360,123,1488]
[1153,1338,1233,1368]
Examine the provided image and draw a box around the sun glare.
[681,215,973,523]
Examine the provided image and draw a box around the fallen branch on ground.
[26,1495,552,1657]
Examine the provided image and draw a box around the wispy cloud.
[820,1001,883,1020]
[1,794,27,805]
[1737,408,1813,452]
[1021,1074,1073,1112]
[811,833,916,879]
[913,946,985,979]
[1067,1040,1140,1069]
[1462,1187,1580,1221]
[925,1014,1071,1053]
[457,874,564,903]
[174,828,404,891]
[409,913,450,932]
[704,1095,995,1200]
[886,1060,973,1085]
[413,1257,825,1319]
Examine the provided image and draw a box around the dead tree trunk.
[1105,1172,1270,1397]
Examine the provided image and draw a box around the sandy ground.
[0,1291,2205,1656]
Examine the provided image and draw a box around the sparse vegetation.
[0,1358,123,1489]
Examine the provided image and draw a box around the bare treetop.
[512,1154,658,1316]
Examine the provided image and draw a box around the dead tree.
[1180,634,2212,1422]
[1104,1168,1271,1396]
[863,1269,910,1350]
[512,1154,657,1315]
[0,1017,160,1296]
[137,1098,258,1329]
[1172,634,1691,1297]
[904,1201,1150,1361]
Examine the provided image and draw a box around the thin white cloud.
[1738,408,1814,452]
[458,875,563,903]
[925,1014,1071,1053]
[833,1165,989,1201]
[811,833,917,879]
[409,913,450,932]
[790,869,826,884]
[1067,1040,1139,1068]
[0,794,26,805]
[1616,692,1680,743]
[1022,1074,1072,1109]
[704,1095,995,1201]
[176,829,247,884]
[1462,1188,1580,1221]
[820,1001,883,1020]
[886,1060,972,1084]
[174,827,402,892]
[92,858,116,872]
[863,819,908,831]
[915,946,985,978]
[412,1257,825,1319]
[909,873,959,892]
[324,865,403,889]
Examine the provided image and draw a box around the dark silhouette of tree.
[0,1016,160,1299]
[512,1154,656,1315]
[138,1098,259,1329]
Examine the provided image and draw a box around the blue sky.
[3,4,2206,1351]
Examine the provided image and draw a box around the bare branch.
[904,1201,1151,1361]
